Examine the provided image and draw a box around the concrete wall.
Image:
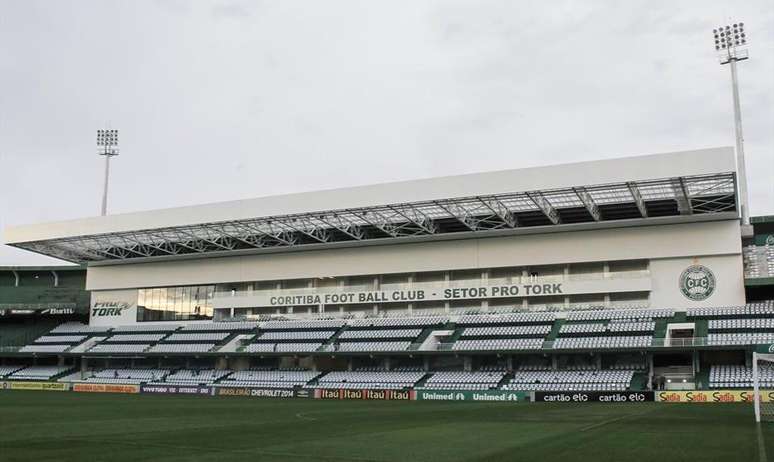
[89,289,138,327]
[649,254,745,308]
[85,220,746,317]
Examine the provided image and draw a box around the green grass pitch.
[0,391,771,462]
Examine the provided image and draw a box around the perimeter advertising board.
[657,390,774,403]
[140,385,212,396]
[415,390,528,402]
[534,391,654,403]
[214,387,310,398]
[314,388,415,401]
[72,383,139,394]
[1,381,69,391]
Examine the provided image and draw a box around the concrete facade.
[85,220,745,325]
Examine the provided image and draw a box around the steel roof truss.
[574,187,601,222]
[671,178,693,215]
[526,192,561,225]
[626,183,649,218]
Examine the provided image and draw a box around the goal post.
[753,350,774,422]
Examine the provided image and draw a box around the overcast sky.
[1,0,772,266]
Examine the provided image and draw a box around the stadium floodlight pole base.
[753,351,774,423]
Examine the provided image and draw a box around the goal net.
[753,352,774,422]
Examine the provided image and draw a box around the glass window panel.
[136,285,216,322]
[153,288,161,319]
[181,286,191,320]
[198,285,208,318]
[172,287,182,320]
[164,288,176,321]
[194,286,203,318]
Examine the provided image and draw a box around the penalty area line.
[757,423,768,462]
[578,407,660,433]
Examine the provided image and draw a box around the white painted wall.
[649,254,745,308]
[89,289,138,327]
[87,222,746,325]
[85,220,741,293]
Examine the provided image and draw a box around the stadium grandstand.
[0,147,772,398]
[0,266,89,352]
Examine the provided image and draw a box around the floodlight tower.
[713,23,750,225]
[96,129,119,216]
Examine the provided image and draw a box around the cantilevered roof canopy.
[4,147,739,264]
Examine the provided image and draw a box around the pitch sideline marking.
[296,412,318,421]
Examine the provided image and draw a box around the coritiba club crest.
[679,265,716,301]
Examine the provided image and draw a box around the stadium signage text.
[91,301,131,317]
[214,387,308,398]
[141,385,212,395]
[1,381,69,391]
[72,383,139,394]
[415,390,527,402]
[267,284,563,307]
[41,308,75,315]
[534,391,654,403]
[657,390,773,403]
[314,388,415,401]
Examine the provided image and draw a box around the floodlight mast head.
[96,128,119,216]
[96,129,119,156]
[713,22,748,64]
[712,21,750,226]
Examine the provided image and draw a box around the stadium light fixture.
[96,129,119,216]
[713,22,750,225]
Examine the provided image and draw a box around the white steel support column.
[373,276,380,315]
[444,272,450,313]
[407,274,414,314]
[481,270,489,312]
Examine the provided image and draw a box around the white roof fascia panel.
[4,146,736,244]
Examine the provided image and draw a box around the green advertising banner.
[754,234,774,246]
[415,389,528,402]
[755,344,774,354]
